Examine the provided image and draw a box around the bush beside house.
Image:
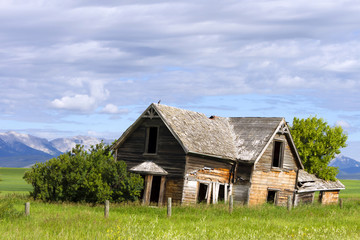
[23,143,143,203]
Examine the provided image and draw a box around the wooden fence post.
[287,195,292,211]
[229,195,233,214]
[339,198,343,209]
[167,197,172,218]
[104,200,110,218]
[25,202,30,216]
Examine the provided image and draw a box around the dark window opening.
[150,176,161,203]
[146,127,158,153]
[267,190,277,204]
[272,141,283,167]
[218,185,225,201]
[198,183,208,203]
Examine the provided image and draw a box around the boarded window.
[272,141,283,167]
[198,183,208,203]
[146,127,158,153]
[267,190,277,204]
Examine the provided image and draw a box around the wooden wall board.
[116,118,187,178]
[320,191,340,205]
[248,170,297,206]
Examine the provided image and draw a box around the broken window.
[198,183,208,203]
[145,127,158,154]
[218,184,225,202]
[267,190,277,204]
[272,141,283,168]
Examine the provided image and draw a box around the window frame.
[144,126,159,154]
[271,140,284,168]
[267,189,279,205]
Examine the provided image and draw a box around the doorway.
[150,176,162,203]
[142,175,166,206]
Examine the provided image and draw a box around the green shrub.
[23,143,143,203]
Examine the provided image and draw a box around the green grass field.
[0,168,359,239]
[0,197,359,239]
[339,179,360,198]
[0,168,32,194]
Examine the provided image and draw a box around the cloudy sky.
[1,0,360,159]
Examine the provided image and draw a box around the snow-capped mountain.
[330,155,360,170]
[330,155,360,180]
[0,131,113,167]
[50,136,110,153]
[0,131,61,156]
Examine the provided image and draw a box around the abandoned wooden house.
[111,103,344,206]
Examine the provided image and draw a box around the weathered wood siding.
[115,118,186,202]
[116,118,186,177]
[255,134,300,171]
[248,134,298,206]
[294,192,315,206]
[164,179,184,204]
[182,155,233,204]
[249,170,297,205]
[233,163,252,204]
[320,191,340,205]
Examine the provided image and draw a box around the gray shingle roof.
[155,104,237,160]
[228,117,283,161]
[155,104,284,161]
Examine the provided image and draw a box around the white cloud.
[1,0,360,140]
[101,104,129,114]
[51,80,109,112]
[51,94,96,111]
[336,120,351,129]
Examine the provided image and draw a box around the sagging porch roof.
[130,161,168,176]
[297,170,345,192]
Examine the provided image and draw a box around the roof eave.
[111,103,190,155]
[111,104,155,151]
[152,103,189,154]
[187,151,237,163]
[297,187,345,193]
[253,118,285,165]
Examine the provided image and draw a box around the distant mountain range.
[330,155,360,180]
[1,131,359,180]
[0,131,113,168]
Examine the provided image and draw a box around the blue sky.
[1,0,360,159]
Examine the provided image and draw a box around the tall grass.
[0,197,359,240]
[0,168,359,239]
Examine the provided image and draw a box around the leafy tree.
[24,142,143,203]
[290,116,347,181]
